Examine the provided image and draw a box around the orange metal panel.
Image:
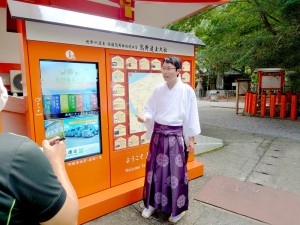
[26,41,110,197]
[17,20,36,138]
[187,160,204,180]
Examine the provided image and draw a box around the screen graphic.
[40,60,101,161]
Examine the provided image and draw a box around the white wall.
[0,8,20,63]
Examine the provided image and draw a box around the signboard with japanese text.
[26,21,195,56]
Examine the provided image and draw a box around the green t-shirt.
[0,133,67,224]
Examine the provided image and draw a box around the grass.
[195,146,224,157]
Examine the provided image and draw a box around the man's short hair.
[163,56,182,70]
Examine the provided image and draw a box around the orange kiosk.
[8,0,205,223]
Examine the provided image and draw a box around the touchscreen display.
[40,60,101,161]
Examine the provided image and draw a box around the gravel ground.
[198,100,300,141]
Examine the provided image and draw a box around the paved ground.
[84,99,300,225]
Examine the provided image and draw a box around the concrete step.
[194,135,223,155]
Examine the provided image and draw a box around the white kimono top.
[144,78,201,144]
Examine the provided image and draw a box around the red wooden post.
[270,94,276,117]
[290,95,298,120]
[286,91,292,102]
[244,92,249,113]
[251,93,257,115]
[246,92,251,113]
[261,93,266,116]
[248,93,253,114]
[277,92,282,105]
[280,95,286,118]
[268,91,271,105]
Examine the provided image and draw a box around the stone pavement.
[84,100,300,225]
[193,99,245,155]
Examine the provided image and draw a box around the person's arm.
[184,87,200,156]
[136,89,156,124]
[41,137,79,225]
[187,136,195,156]
[136,86,158,140]
[136,114,147,123]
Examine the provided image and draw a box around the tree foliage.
[166,0,300,91]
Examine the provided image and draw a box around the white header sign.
[26,21,195,56]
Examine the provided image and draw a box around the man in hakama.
[137,56,201,223]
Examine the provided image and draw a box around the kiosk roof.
[7,0,205,46]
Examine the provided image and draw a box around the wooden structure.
[235,79,251,114]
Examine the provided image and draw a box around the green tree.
[166,0,300,92]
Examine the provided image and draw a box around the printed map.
[128,72,164,134]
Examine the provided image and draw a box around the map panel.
[128,72,164,134]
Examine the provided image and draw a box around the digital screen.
[40,60,101,161]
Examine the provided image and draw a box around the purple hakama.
[143,122,188,217]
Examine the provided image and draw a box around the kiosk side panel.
[27,41,110,197]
